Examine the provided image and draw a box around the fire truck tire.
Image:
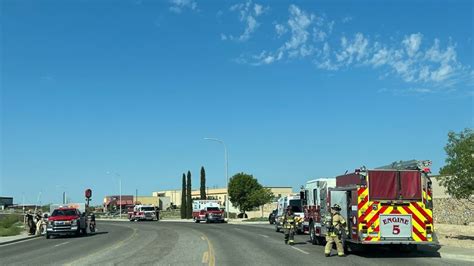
[275,224,280,232]
[46,233,51,239]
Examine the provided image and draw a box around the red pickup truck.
[46,207,87,239]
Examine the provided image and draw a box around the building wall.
[135,196,159,206]
[153,187,293,218]
[0,197,13,208]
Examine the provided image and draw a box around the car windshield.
[52,209,77,216]
[141,207,155,211]
[289,199,302,212]
[207,207,219,211]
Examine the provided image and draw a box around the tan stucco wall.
[153,187,292,216]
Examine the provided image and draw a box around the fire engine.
[305,160,437,250]
[192,200,225,223]
[302,178,336,241]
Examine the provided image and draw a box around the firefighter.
[26,210,35,235]
[282,206,300,245]
[324,204,347,257]
[35,210,45,235]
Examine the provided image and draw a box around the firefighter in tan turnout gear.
[325,204,347,257]
[282,206,302,245]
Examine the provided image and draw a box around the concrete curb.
[0,234,41,246]
[439,252,474,262]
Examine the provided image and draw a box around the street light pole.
[107,171,122,219]
[203,138,229,221]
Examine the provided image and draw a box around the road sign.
[85,189,92,199]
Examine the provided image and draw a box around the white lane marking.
[0,237,41,247]
[54,241,70,247]
[291,246,309,255]
[258,234,269,238]
[233,228,241,230]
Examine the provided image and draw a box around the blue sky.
[1,0,473,205]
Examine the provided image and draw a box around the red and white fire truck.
[302,178,336,240]
[305,160,437,250]
[192,200,225,223]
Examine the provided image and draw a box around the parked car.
[268,209,277,224]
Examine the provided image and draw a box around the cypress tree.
[186,170,192,218]
[200,166,206,200]
[181,173,186,219]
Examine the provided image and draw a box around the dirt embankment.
[436,224,474,249]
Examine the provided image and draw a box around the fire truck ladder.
[375,160,432,171]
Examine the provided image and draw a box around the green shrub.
[0,226,22,236]
[0,215,22,236]
[243,217,268,222]
[0,215,20,228]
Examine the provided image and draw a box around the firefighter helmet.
[331,204,341,211]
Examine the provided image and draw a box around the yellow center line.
[202,251,209,263]
[200,234,216,266]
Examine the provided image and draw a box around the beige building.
[135,196,160,206]
[153,186,293,218]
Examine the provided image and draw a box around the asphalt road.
[0,221,468,265]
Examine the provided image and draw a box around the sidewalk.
[437,245,474,262]
[418,244,474,262]
[0,231,41,246]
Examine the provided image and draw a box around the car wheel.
[46,233,50,239]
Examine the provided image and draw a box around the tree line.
[181,166,208,219]
[180,167,273,219]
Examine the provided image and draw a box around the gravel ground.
[436,224,474,249]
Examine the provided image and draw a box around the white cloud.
[254,4,264,16]
[169,0,198,14]
[335,33,369,64]
[230,4,470,91]
[275,24,287,37]
[227,1,267,42]
[284,5,314,53]
[342,16,353,23]
[402,33,422,57]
